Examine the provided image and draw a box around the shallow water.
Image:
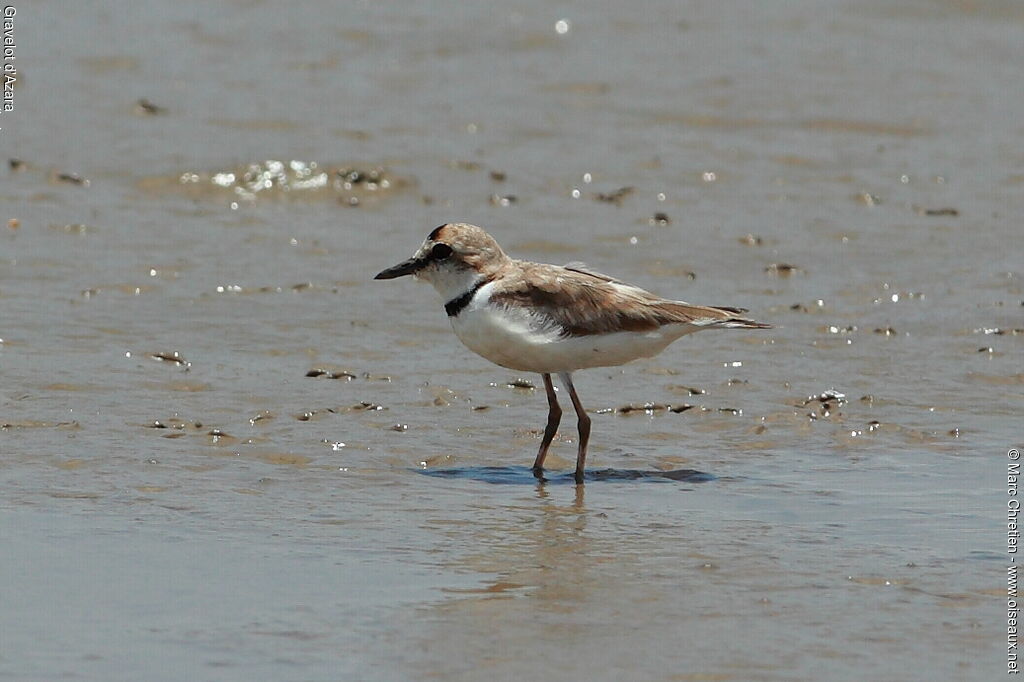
[1,1,1019,679]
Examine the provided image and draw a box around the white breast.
[449,282,697,373]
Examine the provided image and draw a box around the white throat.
[418,263,485,304]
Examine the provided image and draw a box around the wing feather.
[561,262,629,285]
[490,262,770,337]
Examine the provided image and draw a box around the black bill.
[374,256,425,280]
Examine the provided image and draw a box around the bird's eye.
[431,243,453,260]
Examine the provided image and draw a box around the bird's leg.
[559,372,591,484]
[532,373,561,476]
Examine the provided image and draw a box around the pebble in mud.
[806,389,847,404]
[2,420,80,431]
[336,167,387,189]
[489,194,516,207]
[347,402,385,412]
[648,212,671,226]
[249,411,273,426]
[790,300,826,313]
[602,402,695,415]
[917,207,959,217]
[305,368,357,380]
[207,429,238,445]
[802,389,847,419]
[738,233,763,246]
[143,417,203,431]
[667,384,705,396]
[297,402,386,421]
[135,98,166,115]
[765,263,803,276]
[55,172,90,186]
[148,351,190,369]
[425,386,462,407]
[505,378,535,390]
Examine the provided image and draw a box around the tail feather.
[717,316,772,329]
[705,304,771,329]
[659,301,772,329]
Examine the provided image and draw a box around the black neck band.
[445,280,487,317]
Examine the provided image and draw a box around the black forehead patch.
[428,224,447,241]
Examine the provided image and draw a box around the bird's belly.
[450,305,694,373]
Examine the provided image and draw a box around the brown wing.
[561,261,627,284]
[490,262,770,337]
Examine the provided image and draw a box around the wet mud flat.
[2,1,1021,680]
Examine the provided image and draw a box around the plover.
[375,223,770,483]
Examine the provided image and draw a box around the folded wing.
[490,262,770,337]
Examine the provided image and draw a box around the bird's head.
[374,223,507,300]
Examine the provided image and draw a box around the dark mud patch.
[306,368,358,380]
[418,465,714,485]
[915,206,959,217]
[1,420,80,431]
[55,172,90,187]
[143,417,204,430]
[593,186,635,205]
[765,263,804,277]
[296,402,387,421]
[800,389,847,419]
[149,351,191,368]
[134,98,166,115]
[595,402,696,415]
[666,384,706,396]
[3,160,93,188]
[648,212,671,226]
